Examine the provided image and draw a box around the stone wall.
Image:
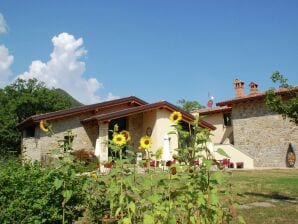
[22,101,142,161]
[22,137,40,161]
[128,113,144,152]
[22,115,97,162]
[232,99,298,167]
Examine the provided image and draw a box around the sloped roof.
[82,101,216,130]
[18,96,216,131]
[194,106,232,116]
[216,87,298,107]
[17,96,147,129]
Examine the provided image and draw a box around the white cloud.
[106,92,120,101]
[0,13,7,34]
[0,45,14,87]
[18,32,104,104]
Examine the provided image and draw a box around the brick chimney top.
[249,82,259,95]
[234,79,245,97]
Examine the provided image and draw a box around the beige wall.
[129,109,179,158]
[142,110,157,152]
[155,109,178,156]
[201,113,233,144]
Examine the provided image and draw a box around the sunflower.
[90,171,98,179]
[139,135,152,150]
[39,120,49,133]
[120,130,131,143]
[113,133,127,146]
[169,111,182,124]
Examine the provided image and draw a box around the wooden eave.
[17,96,147,130]
[82,101,216,131]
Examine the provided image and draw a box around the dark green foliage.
[54,88,83,108]
[177,99,203,112]
[266,72,298,124]
[0,157,88,224]
[0,78,81,154]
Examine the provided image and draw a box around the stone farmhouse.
[194,79,298,168]
[18,96,215,163]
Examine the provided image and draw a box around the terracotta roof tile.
[193,106,232,115]
[216,87,298,106]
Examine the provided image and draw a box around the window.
[24,126,35,138]
[223,113,232,126]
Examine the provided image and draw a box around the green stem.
[126,198,131,222]
[62,182,65,224]
[168,172,172,213]
[133,162,136,183]
[119,148,124,219]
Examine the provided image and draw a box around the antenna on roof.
[207,92,214,108]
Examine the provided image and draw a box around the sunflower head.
[170,111,182,124]
[139,135,152,150]
[120,130,131,143]
[90,172,98,179]
[39,120,49,133]
[113,133,127,146]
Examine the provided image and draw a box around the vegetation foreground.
[0,111,240,224]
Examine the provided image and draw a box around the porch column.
[97,122,109,163]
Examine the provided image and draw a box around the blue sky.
[0,1,297,105]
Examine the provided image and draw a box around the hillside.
[54,88,84,107]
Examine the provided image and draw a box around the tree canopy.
[0,78,82,154]
[266,71,298,124]
[177,99,204,112]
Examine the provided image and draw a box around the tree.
[177,99,203,112]
[266,71,298,124]
[0,78,81,154]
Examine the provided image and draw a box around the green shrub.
[0,157,88,223]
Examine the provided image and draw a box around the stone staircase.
[210,143,254,169]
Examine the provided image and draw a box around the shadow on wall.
[220,128,234,144]
[84,122,99,148]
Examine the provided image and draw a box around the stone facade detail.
[22,115,97,162]
[128,113,144,152]
[232,99,298,167]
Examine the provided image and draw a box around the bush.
[0,157,88,223]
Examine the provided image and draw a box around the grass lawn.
[228,169,298,224]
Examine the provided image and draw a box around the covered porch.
[82,102,190,165]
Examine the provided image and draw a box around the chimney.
[234,79,245,98]
[249,82,259,95]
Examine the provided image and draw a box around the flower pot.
[104,161,114,169]
[150,160,157,167]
